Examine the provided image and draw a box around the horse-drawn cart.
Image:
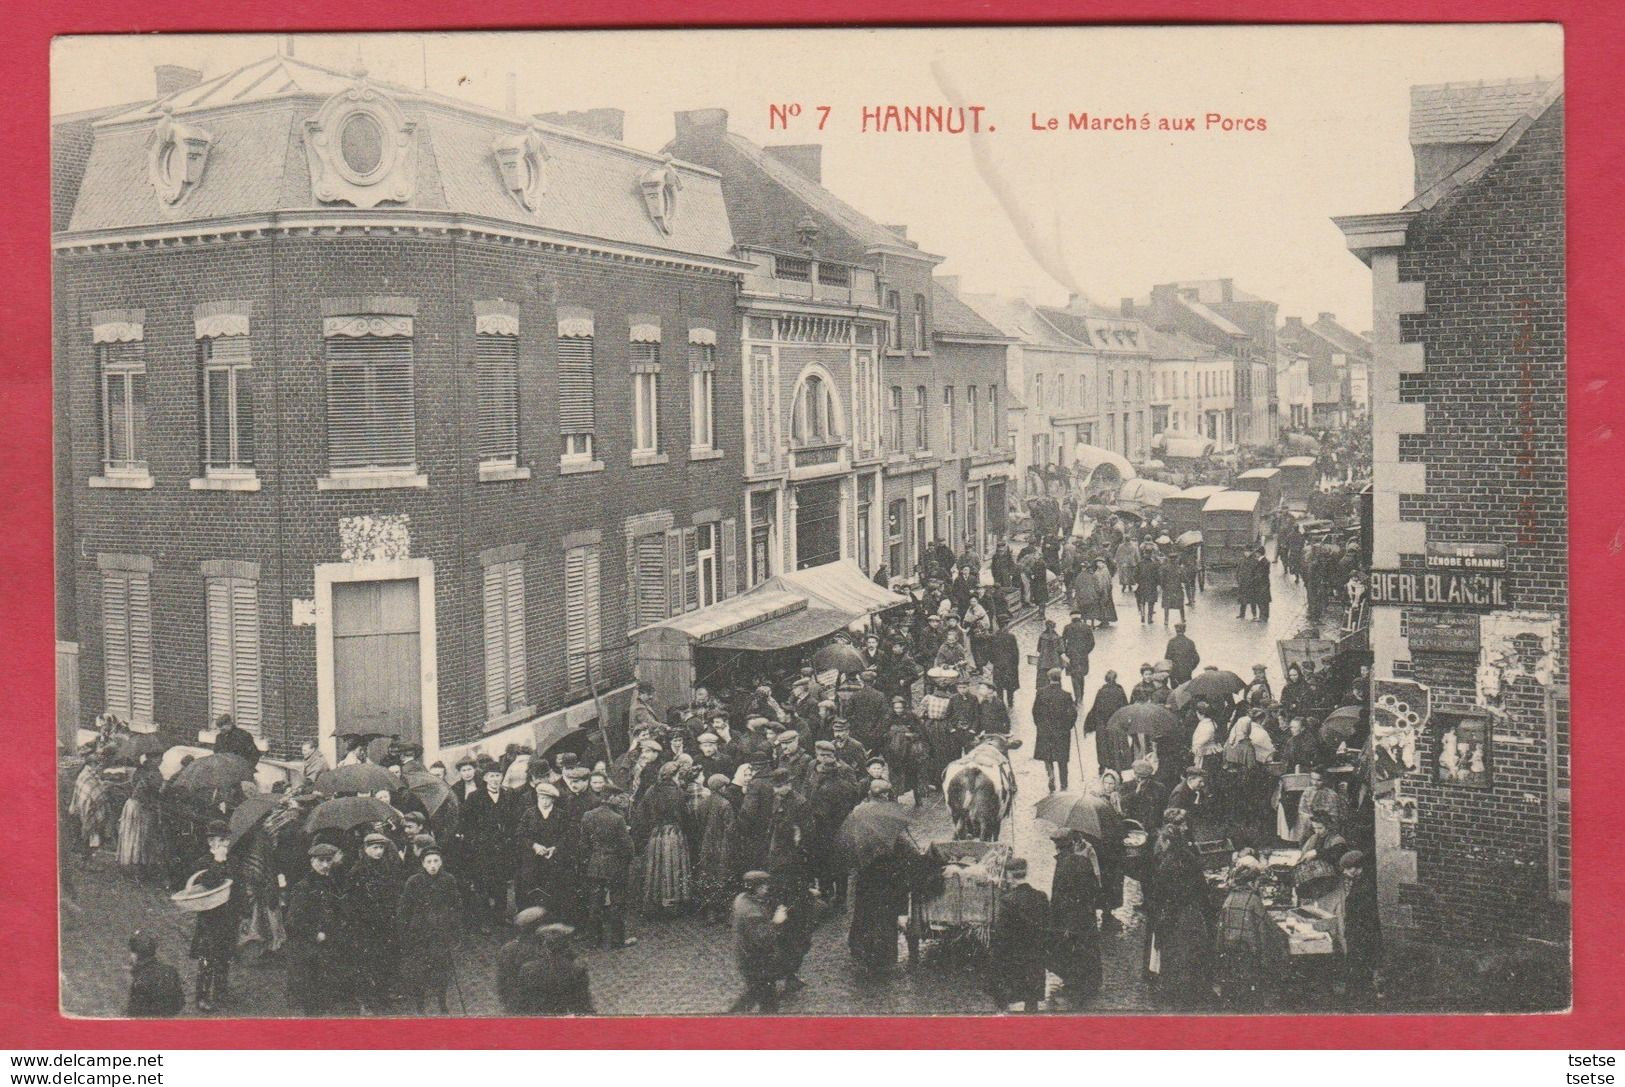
[905,839,1013,962]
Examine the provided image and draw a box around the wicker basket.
[170,870,232,913]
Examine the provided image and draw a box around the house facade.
[54,56,749,765]
[1335,79,1567,970]
[1038,303,1152,463]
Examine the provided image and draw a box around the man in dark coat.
[728,871,786,1012]
[1250,548,1272,621]
[210,714,260,766]
[126,931,184,1017]
[845,672,891,753]
[1086,671,1134,774]
[1164,623,1201,687]
[578,792,637,950]
[975,679,1012,736]
[496,906,550,1011]
[1031,669,1078,793]
[286,842,345,1015]
[1060,610,1096,706]
[987,626,1021,708]
[803,744,863,907]
[877,642,920,703]
[989,857,1050,1012]
[1047,830,1103,1003]
[944,676,981,757]
[1159,556,1187,626]
[458,766,518,930]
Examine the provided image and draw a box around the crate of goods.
[918,841,1011,929]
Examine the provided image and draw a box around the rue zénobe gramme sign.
[1369,543,1510,611]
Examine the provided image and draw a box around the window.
[664,521,734,613]
[481,558,527,721]
[563,544,602,691]
[968,386,979,450]
[856,475,874,574]
[914,386,928,450]
[206,573,262,732]
[689,336,717,451]
[631,531,668,626]
[943,490,958,545]
[943,386,956,453]
[913,293,926,349]
[854,351,876,456]
[886,386,903,450]
[101,569,153,726]
[791,373,839,444]
[631,341,661,455]
[749,493,775,586]
[558,323,596,462]
[325,326,415,471]
[1034,373,1044,408]
[475,331,519,466]
[200,335,253,473]
[886,498,908,576]
[749,347,776,467]
[695,522,721,608]
[991,385,1000,447]
[1106,371,1115,402]
[1135,371,1142,400]
[886,291,902,350]
[99,341,148,475]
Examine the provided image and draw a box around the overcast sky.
[54,26,1561,332]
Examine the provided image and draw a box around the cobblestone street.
[62,561,1321,1018]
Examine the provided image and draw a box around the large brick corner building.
[54,55,752,765]
[1335,79,1567,985]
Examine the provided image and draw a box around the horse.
[944,734,1022,841]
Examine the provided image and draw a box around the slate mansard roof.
[59,54,740,268]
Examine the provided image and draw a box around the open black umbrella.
[1107,702,1182,740]
[1186,670,1246,702]
[227,795,278,847]
[304,795,399,835]
[170,752,256,793]
[313,763,396,797]
[1033,792,1125,840]
[1320,705,1365,743]
[833,799,915,870]
[812,642,867,676]
[408,776,454,817]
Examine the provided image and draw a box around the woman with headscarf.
[1214,859,1287,1009]
[1047,829,1103,1003]
[1279,664,1313,723]
[116,751,165,882]
[1143,816,1215,1009]
[1090,559,1118,626]
[1085,671,1134,774]
[694,774,738,922]
[632,761,692,914]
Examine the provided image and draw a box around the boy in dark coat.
[514,924,595,1014]
[125,931,184,1017]
[186,821,243,1012]
[286,842,345,1015]
[990,857,1050,1012]
[578,792,637,950]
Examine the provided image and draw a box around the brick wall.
[1389,99,1567,943]
[54,231,742,758]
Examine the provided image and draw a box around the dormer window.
[305,71,417,208]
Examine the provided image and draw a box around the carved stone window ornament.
[304,68,417,209]
[147,106,214,206]
[493,127,550,213]
[640,155,683,235]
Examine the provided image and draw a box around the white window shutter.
[230,579,262,732]
[635,533,667,627]
[482,564,506,721]
[102,575,131,721]
[721,518,737,599]
[584,546,602,666]
[504,560,526,707]
[665,528,685,618]
[206,580,233,725]
[683,527,699,612]
[127,575,153,725]
[565,547,588,689]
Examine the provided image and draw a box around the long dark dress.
[848,851,910,971]
[396,868,462,995]
[1048,850,1102,998]
[632,781,692,910]
[1145,842,1214,1007]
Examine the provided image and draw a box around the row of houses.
[960,280,1372,491]
[51,55,1014,767]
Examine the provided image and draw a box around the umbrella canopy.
[108,732,168,761]
[1108,703,1182,739]
[1186,670,1246,702]
[404,769,455,817]
[305,795,400,835]
[1033,792,1126,840]
[313,763,396,797]
[812,642,867,675]
[1176,530,1203,548]
[1320,705,1365,742]
[1171,681,1194,710]
[170,752,257,794]
[227,795,278,847]
[1284,433,1321,454]
[833,799,916,870]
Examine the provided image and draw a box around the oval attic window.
[340,112,385,177]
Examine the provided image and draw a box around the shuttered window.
[564,544,602,691]
[476,332,519,465]
[201,335,254,471]
[967,385,979,450]
[206,575,262,732]
[689,342,716,450]
[750,348,775,464]
[99,341,147,474]
[667,526,700,614]
[482,559,527,721]
[102,571,153,726]
[632,532,668,627]
[558,334,595,448]
[631,343,661,454]
[325,334,415,470]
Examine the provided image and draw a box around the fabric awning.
[1069,443,1137,483]
[1118,478,1181,506]
[705,606,854,651]
[753,559,908,618]
[649,590,808,643]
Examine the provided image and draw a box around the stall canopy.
[706,607,853,651]
[1153,430,1216,459]
[1070,443,1138,489]
[1278,456,1318,469]
[1118,478,1182,507]
[1203,489,1262,514]
[752,559,908,619]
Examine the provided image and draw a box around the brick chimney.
[155,65,202,98]
[674,108,729,144]
[1281,316,1306,334]
[764,144,822,184]
[1219,277,1234,302]
[883,225,909,240]
[1120,297,1135,317]
[1317,312,1336,324]
[535,108,626,143]
[1408,78,1552,195]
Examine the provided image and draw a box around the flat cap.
[307,842,341,860]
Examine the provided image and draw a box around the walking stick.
[1072,711,1087,788]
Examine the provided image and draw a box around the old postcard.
[51,25,1567,1018]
